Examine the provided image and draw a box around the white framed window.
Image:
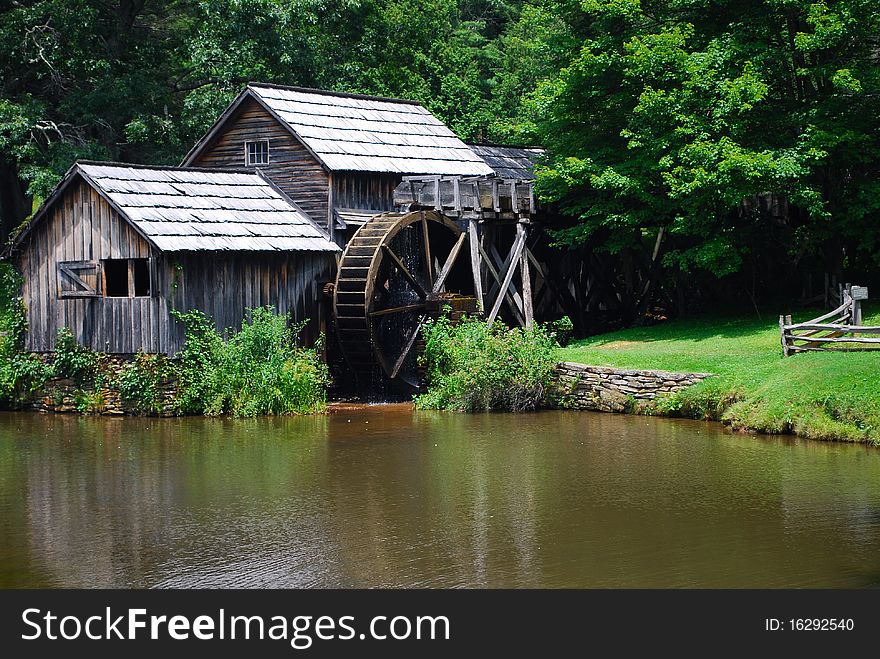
[245,139,270,166]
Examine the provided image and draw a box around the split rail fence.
[779,284,876,356]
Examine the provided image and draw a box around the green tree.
[534,0,880,303]
[0,0,196,236]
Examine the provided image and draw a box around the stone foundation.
[27,355,178,416]
[552,362,711,413]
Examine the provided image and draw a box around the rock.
[550,362,712,413]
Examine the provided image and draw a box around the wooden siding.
[15,176,335,355]
[191,98,331,228]
[17,178,164,354]
[162,251,333,352]
[332,172,401,212]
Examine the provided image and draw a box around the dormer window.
[245,140,269,166]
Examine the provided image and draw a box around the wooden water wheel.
[333,210,472,390]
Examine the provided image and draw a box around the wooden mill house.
[181,83,496,243]
[7,162,338,353]
[6,83,548,373]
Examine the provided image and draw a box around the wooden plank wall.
[158,251,334,354]
[333,172,401,212]
[192,97,331,227]
[15,177,336,355]
[16,178,164,354]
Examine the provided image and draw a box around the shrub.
[169,308,224,414]
[52,327,99,383]
[550,316,574,347]
[172,306,330,417]
[117,351,174,414]
[0,263,51,406]
[0,350,52,406]
[415,313,558,412]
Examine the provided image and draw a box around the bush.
[415,313,558,412]
[550,316,574,347]
[0,263,51,406]
[172,306,330,417]
[52,327,99,383]
[168,309,223,414]
[0,350,52,406]
[117,351,174,414]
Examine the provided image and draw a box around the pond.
[1,407,879,588]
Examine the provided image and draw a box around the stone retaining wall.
[552,361,712,413]
[28,355,177,416]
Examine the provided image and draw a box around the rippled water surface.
[1,407,879,588]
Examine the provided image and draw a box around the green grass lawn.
[557,307,880,444]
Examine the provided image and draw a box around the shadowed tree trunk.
[0,160,31,243]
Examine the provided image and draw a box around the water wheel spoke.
[421,213,434,286]
[334,210,471,390]
[381,244,427,299]
[390,315,426,380]
[432,231,467,293]
[369,303,426,318]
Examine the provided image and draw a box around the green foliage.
[549,315,573,346]
[415,312,557,412]
[0,350,52,408]
[117,351,174,415]
[0,263,51,405]
[169,308,224,414]
[73,387,106,414]
[559,306,880,444]
[49,328,110,412]
[1,1,545,239]
[172,306,330,417]
[52,327,98,383]
[535,0,880,278]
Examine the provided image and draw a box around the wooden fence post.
[851,285,868,326]
[779,314,790,357]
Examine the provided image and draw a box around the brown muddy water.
[1,406,879,588]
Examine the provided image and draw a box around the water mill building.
[5,83,551,390]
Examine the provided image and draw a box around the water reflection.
[1,408,879,588]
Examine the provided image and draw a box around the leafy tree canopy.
[534,0,880,275]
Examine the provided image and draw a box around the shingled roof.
[12,162,339,253]
[468,144,544,180]
[184,83,495,177]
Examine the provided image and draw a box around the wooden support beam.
[390,315,425,379]
[480,242,525,325]
[779,314,790,357]
[370,303,426,317]
[420,212,434,285]
[519,225,534,328]
[487,232,526,325]
[468,221,484,310]
[510,180,518,216]
[433,177,442,211]
[487,242,524,310]
[127,259,135,298]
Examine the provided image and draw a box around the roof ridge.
[247,82,424,107]
[467,142,546,151]
[76,160,258,176]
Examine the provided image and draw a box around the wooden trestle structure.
[393,175,541,328]
[332,174,551,391]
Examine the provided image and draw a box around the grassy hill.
[557,307,880,444]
